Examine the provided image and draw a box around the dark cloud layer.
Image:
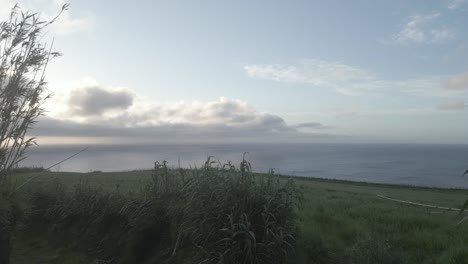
[69,86,134,116]
[32,116,337,143]
[295,122,329,129]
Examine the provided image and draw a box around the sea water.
[19,143,468,189]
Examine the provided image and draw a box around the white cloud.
[52,9,95,35]
[392,13,454,44]
[0,0,94,35]
[244,60,380,96]
[33,78,340,143]
[244,60,468,98]
[448,0,468,10]
[125,97,294,132]
[0,0,16,17]
[244,60,374,85]
[47,80,294,131]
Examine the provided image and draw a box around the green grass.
[10,233,91,264]
[8,170,468,264]
[10,165,300,264]
[293,179,468,263]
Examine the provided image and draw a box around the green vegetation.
[5,166,468,264]
[0,5,66,263]
[294,179,468,264]
[10,158,301,264]
[0,5,65,184]
[2,3,467,264]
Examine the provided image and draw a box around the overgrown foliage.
[0,5,66,264]
[153,155,302,264]
[0,4,65,185]
[12,169,468,263]
[23,156,302,264]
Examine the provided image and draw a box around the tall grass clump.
[0,5,65,185]
[0,4,65,263]
[22,155,302,264]
[150,155,303,264]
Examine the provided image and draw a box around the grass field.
[7,170,468,264]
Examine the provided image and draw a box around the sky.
[2,0,468,144]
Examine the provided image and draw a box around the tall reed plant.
[23,156,302,264]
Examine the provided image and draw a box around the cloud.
[391,13,454,44]
[0,0,17,17]
[52,9,95,35]
[34,81,339,143]
[244,60,379,96]
[71,96,294,133]
[32,116,338,144]
[68,86,134,116]
[34,116,289,139]
[0,0,94,35]
[245,60,468,99]
[244,60,374,85]
[436,99,466,110]
[448,0,468,9]
[32,97,338,144]
[445,71,468,90]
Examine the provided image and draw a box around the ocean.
[19,143,468,189]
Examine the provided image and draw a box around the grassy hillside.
[8,170,468,264]
[294,179,468,263]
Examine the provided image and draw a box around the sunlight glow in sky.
[2,0,468,144]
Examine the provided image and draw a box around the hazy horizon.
[20,143,468,189]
